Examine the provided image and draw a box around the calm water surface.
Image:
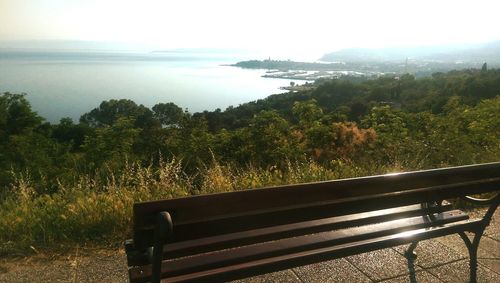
[0,50,294,122]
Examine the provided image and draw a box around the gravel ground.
[0,248,128,283]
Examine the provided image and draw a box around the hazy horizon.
[2,0,500,121]
[2,0,500,61]
[1,38,499,54]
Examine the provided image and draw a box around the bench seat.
[129,204,474,282]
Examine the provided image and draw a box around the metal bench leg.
[458,231,481,283]
[152,211,173,283]
[458,194,499,283]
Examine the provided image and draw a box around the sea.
[0,50,295,123]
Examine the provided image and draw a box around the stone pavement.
[234,208,500,283]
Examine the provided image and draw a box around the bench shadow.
[406,255,418,283]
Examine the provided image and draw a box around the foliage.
[0,68,499,254]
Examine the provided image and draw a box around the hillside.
[1,68,499,255]
[320,40,500,64]
[195,68,500,131]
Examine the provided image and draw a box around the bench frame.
[126,162,500,283]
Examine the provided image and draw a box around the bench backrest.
[133,162,500,249]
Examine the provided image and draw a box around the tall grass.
[0,158,191,255]
[0,157,376,255]
[0,156,481,256]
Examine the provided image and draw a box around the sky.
[1,0,500,60]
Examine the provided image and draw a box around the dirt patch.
[0,248,128,283]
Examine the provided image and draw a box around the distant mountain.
[320,41,500,63]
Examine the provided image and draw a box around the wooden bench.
[125,162,500,283]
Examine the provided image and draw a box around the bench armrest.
[152,211,173,283]
[461,193,499,205]
[461,193,499,231]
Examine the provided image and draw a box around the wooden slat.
[133,177,500,248]
[134,162,500,228]
[166,219,481,283]
[127,203,453,266]
[161,203,453,259]
[163,210,468,276]
[129,211,471,283]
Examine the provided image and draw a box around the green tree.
[362,106,408,164]
[292,99,323,125]
[52,117,92,151]
[245,110,299,166]
[152,102,184,127]
[80,99,152,128]
[0,93,45,187]
[0,93,42,135]
[81,118,140,169]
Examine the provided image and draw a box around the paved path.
[1,208,498,282]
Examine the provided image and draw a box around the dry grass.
[0,155,483,256]
[0,157,374,255]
